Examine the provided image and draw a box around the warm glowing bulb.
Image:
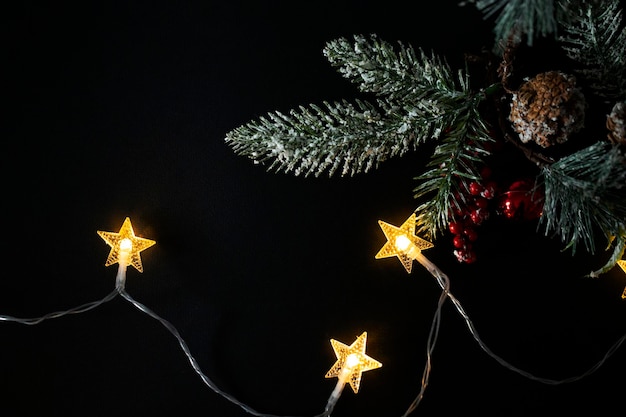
[395,234,411,252]
[325,332,382,393]
[120,238,133,251]
[98,217,156,272]
[375,213,434,273]
[345,353,360,369]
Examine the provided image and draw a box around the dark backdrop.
[3,1,625,416]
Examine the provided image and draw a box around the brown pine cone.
[509,71,586,148]
[606,101,626,145]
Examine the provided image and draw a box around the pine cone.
[509,71,586,148]
[606,101,626,145]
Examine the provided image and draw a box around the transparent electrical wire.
[401,263,450,417]
[0,285,332,417]
[401,252,626,416]
[0,264,624,417]
[118,289,331,417]
[0,289,119,325]
[445,286,626,385]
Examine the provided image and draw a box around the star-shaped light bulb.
[375,213,434,273]
[98,217,156,272]
[98,217,156,289]
[325,331,382,394]
[617,259,626,299]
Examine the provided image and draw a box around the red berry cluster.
[448,167,498,264]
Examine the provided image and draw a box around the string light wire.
[118,288,331,417]
[1,270,624,417]
[0,231,624,417]
[400,253,450,417]
[0,289,119,325]
[403,250,626,416]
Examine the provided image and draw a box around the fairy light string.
[0,215,624,417]
[0,218,359,417]
[374,213,626,416]
[97,216,156,290]
[323,332,382,415]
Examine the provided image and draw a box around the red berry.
[454,248,477,264]
[470,208,488,225]
[463,227,478,242]
[497,179,544,220]
[452,234,466,248]
[464,250,477,263]
[469,181,483,196]
[448,221,464,235]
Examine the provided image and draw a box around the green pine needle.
[225,34,476,178]
[558,0,626,99]
[463,0,558,49]
[225,98,415,177]
[224,7,626,279]
[413,99,494,240]
[539,142,626,256]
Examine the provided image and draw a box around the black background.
[3,1,625,416]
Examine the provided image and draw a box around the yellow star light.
[375,213,434,273]
[325,331,382,394]
[617,259,626,299]
[97,217,156,272]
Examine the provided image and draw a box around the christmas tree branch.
[323,35,465,106]
[224,99,416,177]
[225,35,476,178]
[463,0,559,49]
[413,96,495,239]
[558,0,626,100]
[539,142,626,258]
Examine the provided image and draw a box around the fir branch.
[413,96,495,240]
[558,0,626,100]
[539,142,626,256]
[224,99,411,177]
[463,0,558,49]
[323,34,465,106]
[225,35,474,178]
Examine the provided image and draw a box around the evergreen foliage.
[225,1,626,274]
[558,0,626,100]
[462,0,559,48]
[225,35,481,178]
[413,98,494,239]
[225,98,400,177]
[540,142,626,256]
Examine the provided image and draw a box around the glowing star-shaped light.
[617,259,626,299]
[375,213,434,273]
[97,217,155,272]
[325,331,382,394]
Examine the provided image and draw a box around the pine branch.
[323,35,465,106]
[558,0,626,100]
[413,97,495,240]
[539,142,626,256]
[225,35,474,178]
[225,99,418,177]
[463,0,558,49]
